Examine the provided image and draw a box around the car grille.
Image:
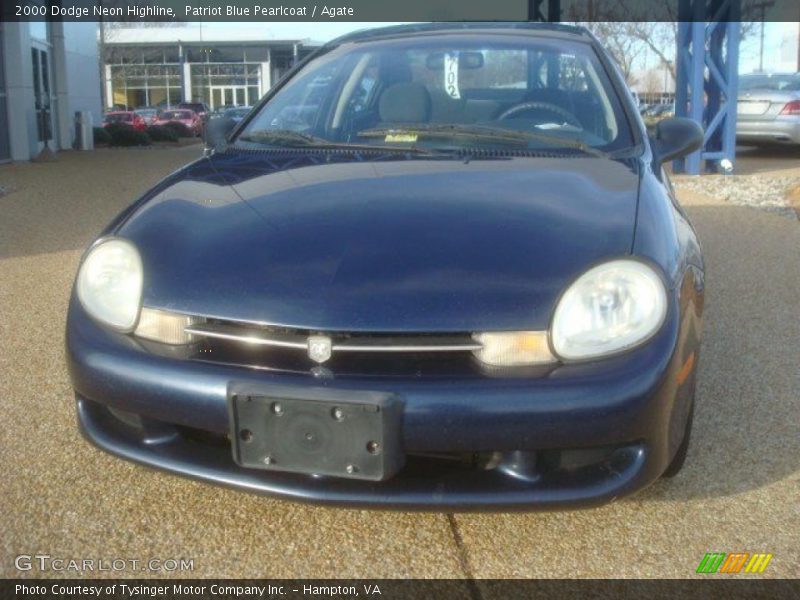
[185,320,482,354]
[179,318,490,378]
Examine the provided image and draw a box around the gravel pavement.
[0,147,797,579]
[674,173,800,219]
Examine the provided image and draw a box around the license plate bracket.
[228,384,404,481]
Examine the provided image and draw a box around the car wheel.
[662,401,694,478]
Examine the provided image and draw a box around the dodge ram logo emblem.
[307,335,332,364]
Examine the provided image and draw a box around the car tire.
[662,401,694,478]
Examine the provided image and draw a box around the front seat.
[378,82,432,124]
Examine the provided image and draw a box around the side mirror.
[203,116,236,156]
[652,117,704,164]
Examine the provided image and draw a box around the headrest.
[379,82,432,124]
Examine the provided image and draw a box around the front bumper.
[736,116,800,144]
[67,297,693,511]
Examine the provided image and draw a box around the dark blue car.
[67,23,705,511]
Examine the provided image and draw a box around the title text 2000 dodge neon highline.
[67,23,705,510]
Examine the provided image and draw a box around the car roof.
[328,22,592,47]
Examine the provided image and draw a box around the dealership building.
[103,27,319,110]
[1,22,102,162]
[0,23,319,162]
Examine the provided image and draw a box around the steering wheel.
[497,101,581,128]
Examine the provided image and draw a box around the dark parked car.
[208,106,231,121]
[643,103,676,131]
[67,23,705,511]
[102,111,146,131]
[223,106,253,124]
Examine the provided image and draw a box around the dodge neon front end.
[67,23,705,511]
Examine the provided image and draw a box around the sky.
[738,22,798,73]
[631,22,799,77]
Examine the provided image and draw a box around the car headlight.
[551,259,667,360]
[76,238,143,331]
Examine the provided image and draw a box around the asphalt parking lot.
[734,145,800,175]
[0,145,797,579]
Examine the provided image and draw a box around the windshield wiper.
[237,129,445,155]
[357,124,609,158]
[238,129,330,146]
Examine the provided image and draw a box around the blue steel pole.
[675,19,691,173]
[686,20,706,174]
[721,20,740,172]
[675,0,741,175]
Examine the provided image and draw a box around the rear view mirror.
[652,117,703,164]
[425,51,484,70]
[203,116,236,156]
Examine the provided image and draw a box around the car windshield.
[239,36,634,154]
[740,73,800,92]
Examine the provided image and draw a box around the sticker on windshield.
[444,53,460,99]
[385,133,418,143]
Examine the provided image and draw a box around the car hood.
[117,150,640,332]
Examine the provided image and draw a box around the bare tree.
[625,19,759,84]
[641,69,663,95]
[624,22,678,82]
[567,0,763,86]
[577,21,644,84]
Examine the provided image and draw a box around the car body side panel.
[633,163,704,290]
[632,158,704,464]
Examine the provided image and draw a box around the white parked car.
[736,73,800,145]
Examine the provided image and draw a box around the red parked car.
[178,102,210,122]
[154,109,203,136]
[103,111,146,131]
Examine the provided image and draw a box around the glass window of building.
[111,64,182,109]
[191,63,261,108]
[105,41,315,111]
